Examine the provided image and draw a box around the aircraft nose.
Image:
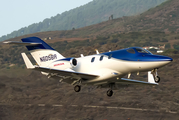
[158,56,173,62]
[142,55,173,62]
[155,55,173,67]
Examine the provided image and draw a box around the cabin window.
[91,57,95,62]
[108,54,112,59]
[127,49,135,54]
[100,56,104,61]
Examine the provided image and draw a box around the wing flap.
[118,78,158,85]
[34,66,99,80]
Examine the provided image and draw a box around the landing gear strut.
[74,85,81,92]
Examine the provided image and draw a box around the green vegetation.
[0,0,166,41]
[163,49,179,55]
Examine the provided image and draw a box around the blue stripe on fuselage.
[101,47,173,62]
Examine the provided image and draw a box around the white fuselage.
[53,54,170,85]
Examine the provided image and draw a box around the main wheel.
[154,76,160,83]
[107,89,113,97]
[74,85,81,92]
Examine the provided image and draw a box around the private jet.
[4,37,173,97]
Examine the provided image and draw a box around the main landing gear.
[107,89,113,97]
[74,85,81,92]
[72,79,82,92]
[106,83,115,97]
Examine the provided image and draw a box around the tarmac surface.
[0,103,177,114]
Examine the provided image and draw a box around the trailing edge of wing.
[34,67,99,80]
[21,53,35,69]
[119,78,158,85]
[3,41,42,46]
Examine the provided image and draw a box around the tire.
[107,89,113,97]
[155,76,160,83]
[74,85,81,92]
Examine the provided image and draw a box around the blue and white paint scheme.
[4,37,173,97]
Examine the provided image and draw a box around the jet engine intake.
[70,58,77,67]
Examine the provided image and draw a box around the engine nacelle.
[70,58,77,67]
[48,57,77,70]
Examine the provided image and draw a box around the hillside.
[3,0,179,43]
[64,0,179,38]
[1,34,179,120]
[0,0,167,42]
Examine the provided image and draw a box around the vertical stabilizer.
[21,37,64,67]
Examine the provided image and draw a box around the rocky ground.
[0,54,179,120]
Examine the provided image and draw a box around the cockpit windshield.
[127,48,135,54]
[135,48,152,54]
[126,47,152,54]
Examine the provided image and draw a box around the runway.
[1,103,177,114]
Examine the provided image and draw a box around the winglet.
[148,71,158,85]
[21,53,35,69]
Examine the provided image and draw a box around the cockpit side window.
[127,48,135,54]
[135,48,149,53]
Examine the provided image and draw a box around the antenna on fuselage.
[95,49,100,54]
[80,54,84,57]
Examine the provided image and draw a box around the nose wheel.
[154,76,160,83]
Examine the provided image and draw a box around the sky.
[0,0,93,37]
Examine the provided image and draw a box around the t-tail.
[4,37,64,67]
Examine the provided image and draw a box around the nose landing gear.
[154,76,160,83]
[152,69,160,83]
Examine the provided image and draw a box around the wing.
[34,66,99,80]
[117,78,158,85]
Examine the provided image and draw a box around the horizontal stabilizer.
[21,53,35,69]
[4,41,42,46]
[119,78,158,85]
